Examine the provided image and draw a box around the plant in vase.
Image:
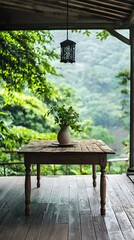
[47,105,81,145]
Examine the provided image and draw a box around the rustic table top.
[18,139,115,154]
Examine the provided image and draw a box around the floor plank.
[69,183,81,240]
[80,213,96,240]
[0,175,134,240]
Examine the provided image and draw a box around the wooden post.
[127,26,134,174]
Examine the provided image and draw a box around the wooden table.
[18,139,115,216]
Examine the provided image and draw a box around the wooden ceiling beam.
[0,1,131,19]
[71,0,131,15]
[66,4,126,20]
[0,0,133,30]
[57,0,129,19]
[78,0,132,10]
[0,21,128,31]
[37,1,126,21]
[129,10,134,26]
[0,2,118,22]
[101,0,134,7]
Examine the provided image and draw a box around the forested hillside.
[51,30,130,154]
[0,30,130,156]
[0,30,130,176]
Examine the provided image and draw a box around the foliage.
[96,30,110,41]
[52,30,129,129]
[72,29,109,40]
[73,119,115,146]
[107,161,128,174]
[78,91,121,128]
[116,69,130,130]
[0,118,10,141]
[1,90,56,133]
[90,125,114,145]
[115,69,130,155]
[122,139,129,156]
[47,104,81,132]
[0,30,59,100]
[0,123,57,175]
[57,83,79,107]
[52,30,130,156]
[0,125,56,151]
[75,119,93,139]
[0,29,130,175]
[0,160,128,176]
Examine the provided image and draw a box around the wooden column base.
[127,167,134,175]
[127,167,134,183]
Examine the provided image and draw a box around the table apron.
[24,152,107,166]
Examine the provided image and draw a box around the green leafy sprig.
[47,105,81,132]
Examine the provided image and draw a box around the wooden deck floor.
[0,174,134,240]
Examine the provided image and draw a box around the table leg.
[25,163,31,216]
[37,164,40,188]
[100,165,106,215]
[92,165,96,187]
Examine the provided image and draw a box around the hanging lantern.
[60,0,76,63]
[60,39,76,63]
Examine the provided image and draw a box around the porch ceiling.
[0,0,134,31]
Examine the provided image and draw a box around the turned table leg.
[92,164,97,187]
[37,164,40,188]
[100,165,106,215]
[25,163,31,216]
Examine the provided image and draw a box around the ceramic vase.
[57,125,72,145]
